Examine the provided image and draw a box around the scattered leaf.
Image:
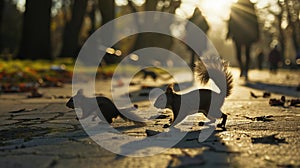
[269,98,284,106]
[250,91,271,98]
[139,93,149,97]
[251,134,286,145]
[244,115,274,122]
[290,99,300,107]
[156,114,170,119]
[250,91,258,98]
[9,108,26,113]
[146,129,161,136]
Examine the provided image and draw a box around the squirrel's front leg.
[217,113,227,128]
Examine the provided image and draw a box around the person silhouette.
[185,7,209,71]
[256,49,264,70]
[227,0,259,79]
[268,45,281,74]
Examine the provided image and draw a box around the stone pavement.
[0,68,299,168]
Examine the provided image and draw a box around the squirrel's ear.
[77,89,83,95]
[166,84,174,94]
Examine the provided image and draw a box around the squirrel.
[154,57,233,128]
[139,69,172,81]
[66,89,145,125]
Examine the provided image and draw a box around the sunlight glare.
[176,3,195,18]
[16,0,26,12]
[132,0,146,6]
[199,0,236,23]
[115,0,128,6]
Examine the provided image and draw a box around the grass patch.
[0,59,75,92]
[0,58,75,73]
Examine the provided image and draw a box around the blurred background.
[0,0,299,68]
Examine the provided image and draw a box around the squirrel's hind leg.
[217,113,227,129]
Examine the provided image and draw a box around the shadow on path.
[244,81,300,97]
[116,128,232,167]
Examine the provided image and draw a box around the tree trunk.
[130,0,178,56]
[291,22,300,51]
[88,1,97,36]
[98,0,116,64]
[98,0,115,25]
[0,0,3,24]
[145,0,159,11]
[18,0,52,60]
[0,0,4,50]
[131,0,169,51]
[60,0,88,58]
[278,22,285,60]
[277,1,286,60]
[286,0,300,53]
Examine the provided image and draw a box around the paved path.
[0,68,299,168]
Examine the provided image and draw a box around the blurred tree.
[98,0,116,64]
[0,1,22,55]
[274,1,286,58]
[0,0,4,49]
[115,0,211,68]
[98,0,115,26]
[18,0,52,60]
[60,0,88,58]
[258,0,299,60]
[281,0,300,55]
[128,0,181,53]
[88,0,97,36]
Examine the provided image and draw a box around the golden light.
[281,19,288,29]
[115,50,122,57]
[196,0,237,23]
[115,0,128,6]
[176,0,236,20]
[129,54,139,61]
[202,0,236,12]
[106,48,115,55]
[133,0,146,6]
[296,59,300,65]
[176,3,195,18]
[285,59,291,66]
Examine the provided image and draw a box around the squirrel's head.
[154,84,175,109]
[66,89,84,109]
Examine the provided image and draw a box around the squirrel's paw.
[217,123,226,128]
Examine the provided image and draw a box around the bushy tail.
[197,56,233,97]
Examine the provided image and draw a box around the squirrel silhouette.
[66,89,145,125]
[139,69,172,81]
[154,57,233,128]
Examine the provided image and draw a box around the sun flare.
[199,0,237,22]
[176,0,237,23]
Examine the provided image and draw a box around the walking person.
[268,45,281,74]
[227,0,259,80]
[185,7,209,71]
[256,49,264,70]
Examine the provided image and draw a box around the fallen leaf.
[251,134,286,145]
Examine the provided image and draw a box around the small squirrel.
[66,89,145,125]
[154,57,233,128]
[139,69,172,81]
